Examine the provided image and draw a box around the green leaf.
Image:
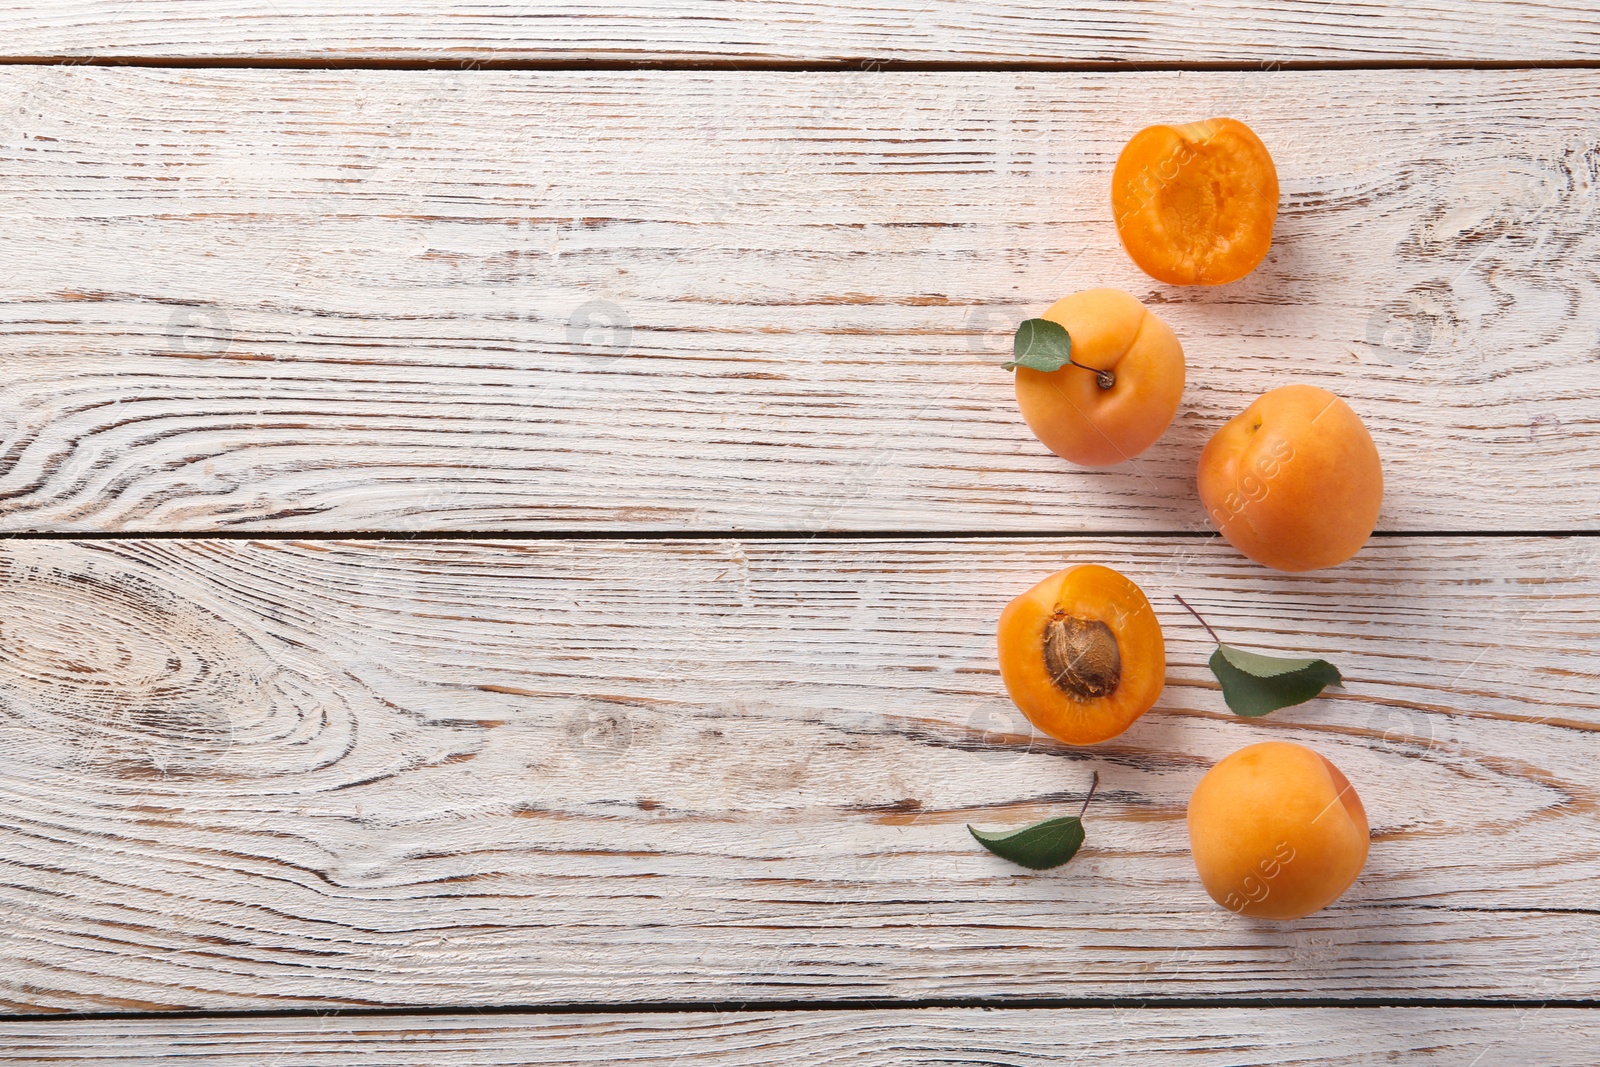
[967,815,1086,870]
[1209,643,1344,718]
[1003,317,1074,372]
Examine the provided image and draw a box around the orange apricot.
[1197,384,1383,572]
[1012,288,1186,467]
[1187,741,1369,920]
[997,563,1166,745]
[1112,117,1279,286]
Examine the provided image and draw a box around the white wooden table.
[1,3,1598,1063]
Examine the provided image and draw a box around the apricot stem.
[1078,770,1100,819]
[1174,593,1222,645]
[1069,359,1116,390]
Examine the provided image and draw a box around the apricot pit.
[1043,614,1121,701]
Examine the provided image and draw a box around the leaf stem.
[1078,770,1100,819]
[1069,359,1116,390]
[1173,593,1222,645]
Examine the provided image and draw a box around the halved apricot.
[997,564,1166,745]
[1013,288,1186,467]
[1112,117,1279,286]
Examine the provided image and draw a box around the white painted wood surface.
[0,67,1594,532]
[2,536,1596,1011]
[3,1007,1598,1065]
[0,1,1597,64]
[1,5,1597,1057]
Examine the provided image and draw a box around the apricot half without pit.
[997,563,1166,745]
[1112,117,1279,286]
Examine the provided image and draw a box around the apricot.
[1197,384,1383,572]
[1012,288,1186,467]
[1187,741,1369,920]
[1112,117,1279,286]
[997,563,1165,745]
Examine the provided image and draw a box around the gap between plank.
[0,529,1593,542]
[1,57,1599,73]
[8,997,1600,1024]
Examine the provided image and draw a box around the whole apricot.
[1197,384,1383,572]
[1187,741,1369,920]
[1013,288,1186,467]
[1112,117,1279,286]
[997,563,1165,745]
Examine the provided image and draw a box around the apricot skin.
[1197,384,1383,572]
[997,563,1165,746]
[1112,117,1279,286]
[1188,741,1369,920]
[1013,289,1186,467]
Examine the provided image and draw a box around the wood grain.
[2,536,1596,1012]
[0,67,1595,533]
[0,1,1597,64]
[4,1007,1599,1064]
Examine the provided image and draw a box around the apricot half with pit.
[1197,384,1383,572]
[1012,288,1186,467]
[1112,117,1279,286]
[997,563,1165,745]
[1187,741,1369,920]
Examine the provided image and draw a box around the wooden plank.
[0,67,1596,533]
[1,536,1596,1011]
[1,1,1598,64]
[4,1007,1599,1064]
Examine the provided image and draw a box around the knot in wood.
[1043,613,1121,701]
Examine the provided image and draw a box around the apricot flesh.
[1013,288,1186,467]
[1197,384,1383,572]
[1112,117,1279,286]
[1187,741,1369,920]
[997,563,1165,745]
